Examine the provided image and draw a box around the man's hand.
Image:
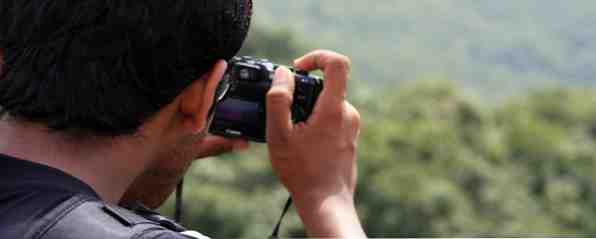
[267,50,366,238]
[193,136,250,159]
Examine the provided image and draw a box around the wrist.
[294,194,357,222]
[291,189,355,211]
[291,192,366,238]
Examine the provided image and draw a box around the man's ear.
[179,60,228,134]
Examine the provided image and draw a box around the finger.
[195,136,249,158]
[344,101,362,137]
[266,67,296,143]
[294,50,351,106]
[203,135,249,150]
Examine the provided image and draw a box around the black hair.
[0,0,252,136]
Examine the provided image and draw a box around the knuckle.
[314,49,334,57]
[314,51,326,67]
[269,134,291,148]
[340,55,353,67]
[312,50,351,69]
[346,103,361,125]
[351,110,362,129]
[269,147,292,163]
[346,140,358,156]
[267,125,292,145]
[322,106,344,122]
[312,49,328,56]
[267,89,293,106]
[335,137,358,158]
[328,55,352,72]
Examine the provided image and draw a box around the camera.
[209,56,323,142]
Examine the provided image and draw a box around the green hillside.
[252,0,596,95]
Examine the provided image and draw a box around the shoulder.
[38,196,208,239]
[139,231,210,239]
[134,231,191,239]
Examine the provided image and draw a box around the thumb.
[194,136,249,159]
[266,67,296,143]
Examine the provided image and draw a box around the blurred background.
[161,0,596,237]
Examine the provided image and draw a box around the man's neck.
[0,120,152,204]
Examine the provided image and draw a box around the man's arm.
[266,50,366,238]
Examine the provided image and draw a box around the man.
[0,0,365,238]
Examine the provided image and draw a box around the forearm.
[294,194,367,238]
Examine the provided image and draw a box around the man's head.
[0,0,252,135]
[0,0,252,207]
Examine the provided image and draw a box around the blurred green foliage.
[158,25,596,237]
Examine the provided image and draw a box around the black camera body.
[209,56,323,142]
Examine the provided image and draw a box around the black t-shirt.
[0,154,205,239]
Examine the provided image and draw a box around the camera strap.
[175,178,184,223]
[174,177,294,238]
[269,196,293,238]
